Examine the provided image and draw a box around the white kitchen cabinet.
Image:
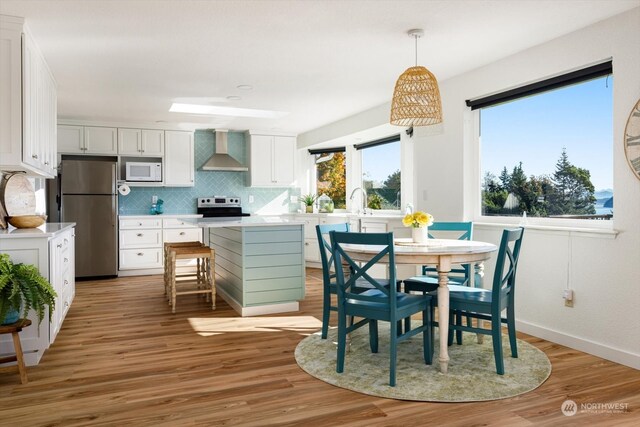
[84,126,118,155]
[57,125,84,153]
[118,128,164,156]
[293,215,320,263]
[0,15,57,178]
[118,215,202,274]
[247,133,296,187]
[49,228,75,343]
[164,131,194,187]
[57,125,118,155]
[0,225,75,366]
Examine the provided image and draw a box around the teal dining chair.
[435,227,524,375]
[316,223,392,339]
[330,230,434,387]
[401,221,473,343]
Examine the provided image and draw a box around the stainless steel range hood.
[200,130,248,171]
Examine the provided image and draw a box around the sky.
[362,141,401,184]
[481,76,613,191]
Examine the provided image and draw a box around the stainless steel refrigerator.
[50,158,118,278]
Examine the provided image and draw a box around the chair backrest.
[330,231,399,315]
[423,221,473,282]
[491,227,525,309]
[316,223,350,286]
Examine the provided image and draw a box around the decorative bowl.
[7,215,47,229]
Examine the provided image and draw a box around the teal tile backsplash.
[118,130,300,215]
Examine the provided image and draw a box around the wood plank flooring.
[0,269,638,426]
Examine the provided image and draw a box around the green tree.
[547,148,596,215]
[316,152,346,208]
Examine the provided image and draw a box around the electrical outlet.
[248,195,254,203]
[290,195,298,203]
[152,195,158,204]
[563,289,574,307]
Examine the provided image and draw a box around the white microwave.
[125,162,162,182]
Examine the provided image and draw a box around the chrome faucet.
[349,187,368,215]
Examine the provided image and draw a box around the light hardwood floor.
[0,269,638,426]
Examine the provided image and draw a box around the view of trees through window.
[361,141,401,210]
[480,76,613,219]
[316,152,346,208]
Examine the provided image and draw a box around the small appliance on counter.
[197,197,250,217]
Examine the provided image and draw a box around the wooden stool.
[163,241,205,297]
[0,319,32,384]
[168,246,216,313]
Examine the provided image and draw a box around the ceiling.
[1,0,638,135]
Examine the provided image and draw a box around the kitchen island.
[191,216,306,316]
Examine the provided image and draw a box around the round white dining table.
[342,238,497,374]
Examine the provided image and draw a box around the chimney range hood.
[200,130,248,171]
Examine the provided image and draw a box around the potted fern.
[0,253,56,325]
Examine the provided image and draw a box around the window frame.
[357,135,403,212]
[469,64,615,231]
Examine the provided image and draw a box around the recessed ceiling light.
[169,103,288,119]
[236,85,253,90]
[226,95,241,101]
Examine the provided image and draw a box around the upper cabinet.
[247,132,296,187]
[164,131,194,187]
[0,15,57,178]
[58,125,117,155]
[118,128,164,156]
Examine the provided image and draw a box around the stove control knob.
[206,198,210,203]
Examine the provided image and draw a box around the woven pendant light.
[390,29,443,127]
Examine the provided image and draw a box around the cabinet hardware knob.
[179,232,185,235]
[137,252,144,256]
[65,301,69,307]
[64,280,68,284]
[64,258,68,263]
[57,243,62,248]
[45,161,50,165]
[138,222,142,226]
[137,233,143,237]
[305,242,309,246]
[64,239,68,243]
[32,154,38,159]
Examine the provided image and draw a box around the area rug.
[295,324,551,402]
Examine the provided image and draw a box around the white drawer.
[120,229,162,249]
[120,218,162,229]
[120,248,163,270]
[163,228,203,243]
[303,237,321,263]
[162,218,198,228]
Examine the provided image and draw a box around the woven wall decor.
[390,65,443,126]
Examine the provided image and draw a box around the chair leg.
[456,310,463,345]
[492,319,505,375]
[403,316,411,335]
[210,250,216,310]
[389,321,398,387]
[447,310,455,347]
[369,320,378,353]
[336,313,347,374]
[170,252,177,314]
[507,305,517,358]
[321,289,331,339]
[423,306,433,365]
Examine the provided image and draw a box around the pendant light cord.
[414,34,418,66]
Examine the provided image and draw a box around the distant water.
[595,206,613,215]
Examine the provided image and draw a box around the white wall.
[417,8,640,368]
[299,8,640,368]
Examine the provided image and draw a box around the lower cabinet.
[0,226,76,366]
[118,216,203,275]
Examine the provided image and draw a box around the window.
[357,136,401,210]
[470,63,613,220]
[314,149,346,209]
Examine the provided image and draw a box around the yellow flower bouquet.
[402,211,434,228]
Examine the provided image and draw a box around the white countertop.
[189,216,305,228]
[0,222,76,239]
[284,212,406,220]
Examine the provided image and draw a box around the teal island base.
[207,223,305,316]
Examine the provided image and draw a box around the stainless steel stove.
[197,196,250,217]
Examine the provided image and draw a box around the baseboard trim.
[516,320,640,370]
[216,286,299,317]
